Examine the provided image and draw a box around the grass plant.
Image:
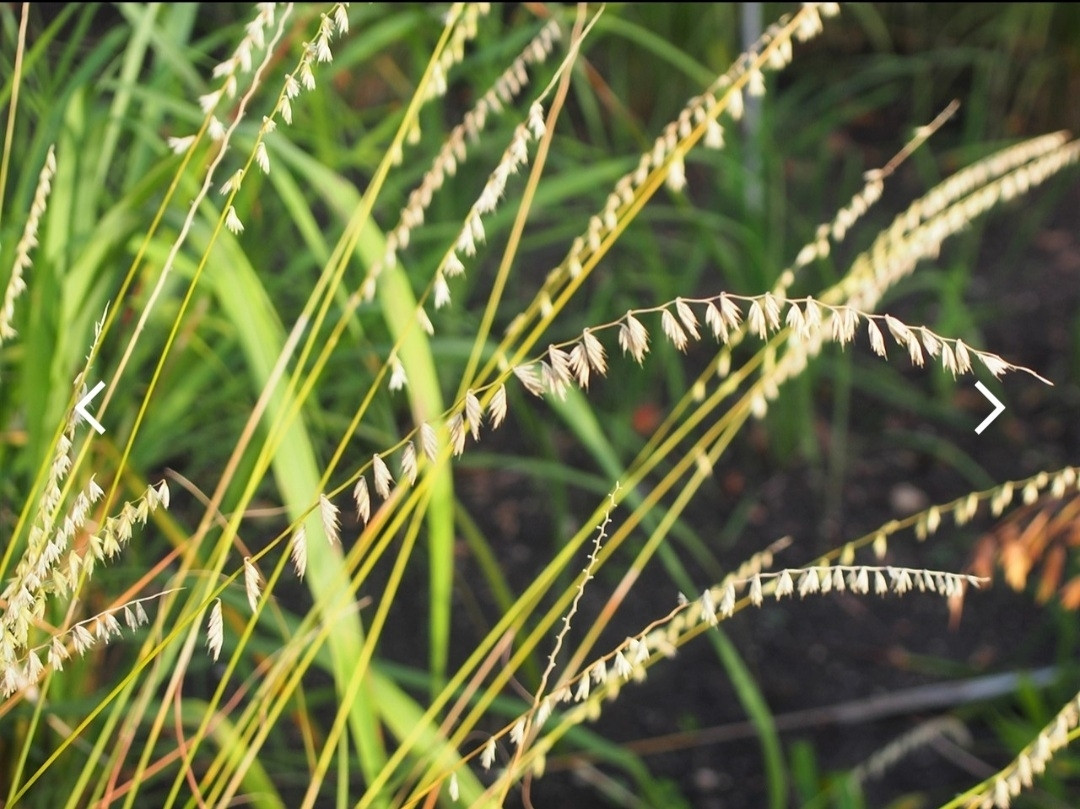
[1,3,1079,807]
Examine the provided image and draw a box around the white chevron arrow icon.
[75,381,106,434]
[974,381,1004,434]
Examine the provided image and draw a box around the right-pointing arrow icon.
[974,380,1005,435]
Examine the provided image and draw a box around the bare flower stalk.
[514,488,618,759]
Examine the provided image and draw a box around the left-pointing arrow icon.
[76,381,106,434]
[974,380,1005,435]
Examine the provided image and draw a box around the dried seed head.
[244,557,262,611]
[400,441,418,486]
[353,476,371,524]
[319,494,340,546]
[420,422,439,461]
[207,599,224,661]
[488,384,508,429]
[290,527,308,579]
[372,454,393,499]
[867,319,887,358]
[464,390,483,440]
[619,313,650,364]
[388,358,408,392]
[661,309,688,351]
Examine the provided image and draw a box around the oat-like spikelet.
[206,599,224,661]
[289,526,308,579]
[867,318,887,357]
[419,422,439,461]
[388,356,408,392]
[447,772,459,802]
[353,476,371,524]
[168,134,196,154]
[254,141,270,174]
[488,384,508,429]
[512,363,545,397]
[618,313,650,364]
[747,299,769,339]
[372,453,394,499]
[243,557,262,611]
[225,206,244,234]
[464,390,483,441]
[580,329,607,375]
[480,737,497,770]
[660,309,688,351]
[319,494,340,546]
[448,412,467,456]
[400,441,418,486]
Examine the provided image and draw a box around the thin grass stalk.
[169,511,322,804]
[400,356,767,800]
[149,595,211,809]
[479,5,826,391]
[433,118,1064,796]
[88,6,291,513]
[196,454,440,804]
[455,4,593,395]
[299,489,431,808]
[394,631,517,804]
[229,6,582,700]
[0,2,29,226]
[202,12,473,700]
[376,263,457,693]
[361,327,768,798]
